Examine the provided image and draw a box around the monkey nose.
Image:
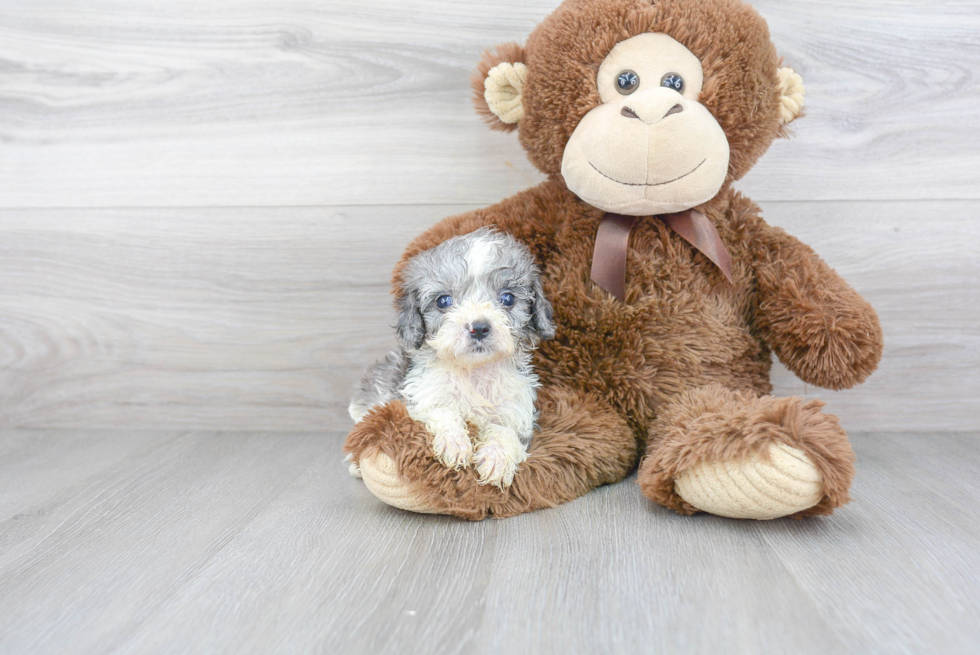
[469,322,491,341]
[621,102,684,124]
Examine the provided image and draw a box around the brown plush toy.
[345,0,883,521]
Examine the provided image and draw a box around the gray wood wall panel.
[1,200,976,432]
[0,0,977,430]
[0,0,977,208]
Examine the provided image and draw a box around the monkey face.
[560,33,730,216]
[473,0,806,210]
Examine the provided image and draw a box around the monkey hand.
[754,226,883,390]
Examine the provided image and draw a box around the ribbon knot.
[590,210,733,301]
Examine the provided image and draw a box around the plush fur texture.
[347,385,637,520]
[345,0,883,520]
[472,43,527,132]
[637,383,855,517]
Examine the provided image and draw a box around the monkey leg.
[343,385,637,520]
[637,384,855,519]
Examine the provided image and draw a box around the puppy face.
[396,228,554,368]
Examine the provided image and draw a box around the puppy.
[349,228,555,487]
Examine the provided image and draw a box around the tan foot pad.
[674,443,823,520]
[358,452,443,515]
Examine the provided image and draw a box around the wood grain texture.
[0,430,168,519]
[0,0,977,208]
[0,430,977,654]
[0,430,329,654]
[0,200,976,432]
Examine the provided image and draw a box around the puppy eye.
[661,73,684,93]
[499,292,515,307]
[616,70,639,95]
[436,295,453,310]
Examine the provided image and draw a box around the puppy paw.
[474,441,526,488]
[431,428,474,469]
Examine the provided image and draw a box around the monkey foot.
[358,451,444,515]
[674,443,823,520]
[639,386,855,519]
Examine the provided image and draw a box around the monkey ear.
[472,43,527,132]
[395,291,425,350]
[777,67,806,125]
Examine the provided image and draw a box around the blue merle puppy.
[349,228,555,488]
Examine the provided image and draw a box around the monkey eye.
[661,73,684,93]
[436,295,453,310]
[499,291,515,307]
[616,70,639,95]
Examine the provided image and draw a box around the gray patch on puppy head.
[394,290,425,349]
[399,228,553,347]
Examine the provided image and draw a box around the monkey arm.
[344,384,638,520]
[751,224,883,390]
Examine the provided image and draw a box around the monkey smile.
[589,159,707,187]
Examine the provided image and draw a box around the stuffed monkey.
[345,0,882,521]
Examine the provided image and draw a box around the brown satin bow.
[590,210,733,301]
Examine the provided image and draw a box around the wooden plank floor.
[0,430,977,654]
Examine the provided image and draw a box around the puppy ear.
[530,277,556,341]
[777,67,805,126]
[395,291,425,350]
[472,43,527,132]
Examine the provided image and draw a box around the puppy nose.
[469,322,491,341]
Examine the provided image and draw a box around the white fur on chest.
[401,350,537,442]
